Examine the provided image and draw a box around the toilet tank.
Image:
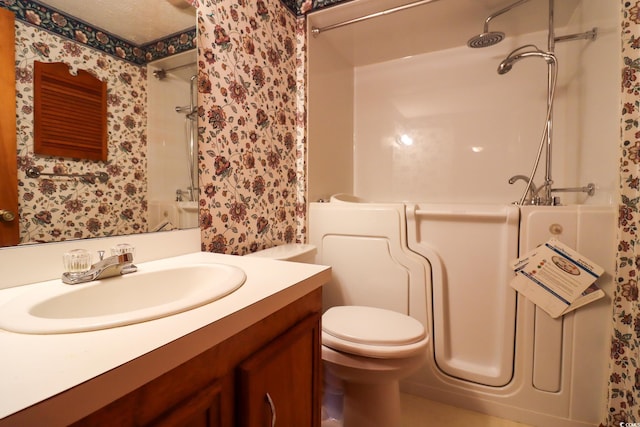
[245,243,317,263]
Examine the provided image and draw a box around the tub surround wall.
[308,0,618,205]
[353,25,617,205]
[306,35,353,203]
[562,1,620,205]
[196,0,306,255]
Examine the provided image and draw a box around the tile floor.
[322,393,534,427]
[400,393,534,427]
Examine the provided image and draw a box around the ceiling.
[307,0,582,66]
[35,0,197,45]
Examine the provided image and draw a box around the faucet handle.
[97,250,105,261]
[112,244,136,274]
[111,243,135,258]
[62,249,92,280]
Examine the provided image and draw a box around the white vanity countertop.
[0,251,331,426]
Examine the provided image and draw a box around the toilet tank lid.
[245,243,317,260]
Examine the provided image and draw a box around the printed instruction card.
[510,239,605,318]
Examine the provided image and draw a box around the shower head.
[467,0,530,49]
[497,45,557,74]
[467,31,505,48]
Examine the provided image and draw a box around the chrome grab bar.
[551,183,595,196]
[26,166,109,183]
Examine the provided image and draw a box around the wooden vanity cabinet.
[71,288,322,427]
[237,314,320,426]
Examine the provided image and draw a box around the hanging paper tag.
[510,239,605,318]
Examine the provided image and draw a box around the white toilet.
[247,243,429,427]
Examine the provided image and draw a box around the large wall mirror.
[0,0,198,248]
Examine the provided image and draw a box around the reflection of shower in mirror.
[147,51,198,231]
[175,74,199,204]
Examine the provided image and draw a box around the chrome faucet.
[508,175,539,204]
[509,174,596,205]
[62,252,136,285]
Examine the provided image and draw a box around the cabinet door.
[237,314,321,427]
[151,375,233,427]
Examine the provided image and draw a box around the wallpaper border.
[0,0,196,64]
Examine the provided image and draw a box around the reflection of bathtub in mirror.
[329,193,368,203]
[149,201,198,231]
[176,201,199,229]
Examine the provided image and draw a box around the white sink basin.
[0,263,246,334]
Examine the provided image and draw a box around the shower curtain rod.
[311,0,443,35]
[161,62,196,73]
[152,62,197,80]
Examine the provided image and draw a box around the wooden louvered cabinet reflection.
[34,61,107,161]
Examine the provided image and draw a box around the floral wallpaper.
[601,2,640,424]
[196,0,305,255]
[14,21,148,243]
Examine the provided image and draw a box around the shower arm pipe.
[310,0,442,35]
[482,0,529,34]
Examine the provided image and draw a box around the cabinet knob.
[0,209,15,222]
[265,392,276,427]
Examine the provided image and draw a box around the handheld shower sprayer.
[498,44,558,206]
[497,44,557,74]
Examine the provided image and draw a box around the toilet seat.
[322,306,428,358]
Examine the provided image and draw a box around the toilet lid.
[322,306,426,346]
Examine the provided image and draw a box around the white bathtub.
[309,195,615,427]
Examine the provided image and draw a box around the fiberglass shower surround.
[309,0,606,205]
[468,0,598,205]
